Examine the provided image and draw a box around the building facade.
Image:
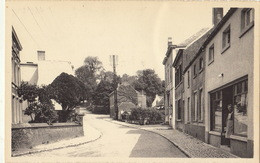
[109,82,146,119]
[11,27,23,124]
[204,8,254,158]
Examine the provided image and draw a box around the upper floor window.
[199,57,204,71]
[241,8,254,30]
[187,70,190,88]
[222,25,231,49]
[193,64,197,77]
[208,44,214,64]
[175,64,182,87]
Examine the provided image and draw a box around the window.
[222,26,231,49]
[194,91,198,121]
[177,99,182,120]
[187,97,190,122]
[198,89,203,121]
[187,71,190,88]
[193,64,196,77]
[199,58,203,71]
[241,8,254,30]
[211,90,222,131]
[208,44,214,63]
[233,80,248,137]
[175,64,182,86]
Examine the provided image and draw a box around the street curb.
[104,119,191,158]
[12,125,103,157]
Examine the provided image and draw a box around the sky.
[6,1,229,79]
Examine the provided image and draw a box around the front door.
[221,86,233,146]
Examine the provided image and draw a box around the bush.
[24,102,58,124]
[128,107,163,125]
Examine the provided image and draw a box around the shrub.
[128,107,163,125]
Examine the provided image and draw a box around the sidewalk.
[105,118,238,158]
[12,117,102,157]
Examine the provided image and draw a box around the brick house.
[109,82,146,120]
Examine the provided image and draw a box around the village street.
[21,112,187,158]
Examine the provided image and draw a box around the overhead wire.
[12,8,41,49]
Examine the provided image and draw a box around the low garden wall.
[12,122,84,151]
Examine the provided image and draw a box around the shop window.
[233,80,248,136]
[211,90,222,132]
[222,25,231,49]
[208,44,214,64]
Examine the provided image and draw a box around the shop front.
[208,76,250,157]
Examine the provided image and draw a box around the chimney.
[212,8,223,26]
[168,37,172,46]
[37,50,45,61]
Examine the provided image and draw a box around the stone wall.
[12,122,83,151]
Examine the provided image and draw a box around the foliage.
[49,72,87,111]
[24,101,58,124]
[133,69,164,107]
[75,56,104,102]
[121,74,137,85]
[18,82,39,102]
[128,107,163,124]
[18,82,58,123]
[93,80,114,109]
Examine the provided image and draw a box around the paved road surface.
[23,113,187,158]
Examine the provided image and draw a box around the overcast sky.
[7,1,229,79]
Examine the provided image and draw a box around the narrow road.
[23,113,187,158]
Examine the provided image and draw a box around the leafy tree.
[93,80,114,111]
[49,72,87,111]
[121,74,137,85]
[75,56,104,102]
[133,69,164,107]
[18,82,58,123]
[18,82,39,103]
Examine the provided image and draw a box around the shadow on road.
[124,129,188,158]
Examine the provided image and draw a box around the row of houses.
[8,27,74,125]
[163,8,254,158]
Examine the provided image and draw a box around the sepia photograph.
[3,0,259,162]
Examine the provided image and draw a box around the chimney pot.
[168,37,172,46]
[37,50,45,61]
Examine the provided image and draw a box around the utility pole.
[110,55,118,120]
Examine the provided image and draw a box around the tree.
[93,80,114,111]
[133,69,164,107]
[121,74,137,85]
[49,72,87,111]
[18,82,39,103]
[18,82,58,123]
[75,56,104,102]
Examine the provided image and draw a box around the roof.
[177,28,210,47]
[12,26,23,51]
[172,28,211,67]
[182,8,237,72]
[182,28,213,72]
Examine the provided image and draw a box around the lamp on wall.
[218,73,224,78]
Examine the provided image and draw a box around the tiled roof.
[183,28,214,70]
[178,28,210,47]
